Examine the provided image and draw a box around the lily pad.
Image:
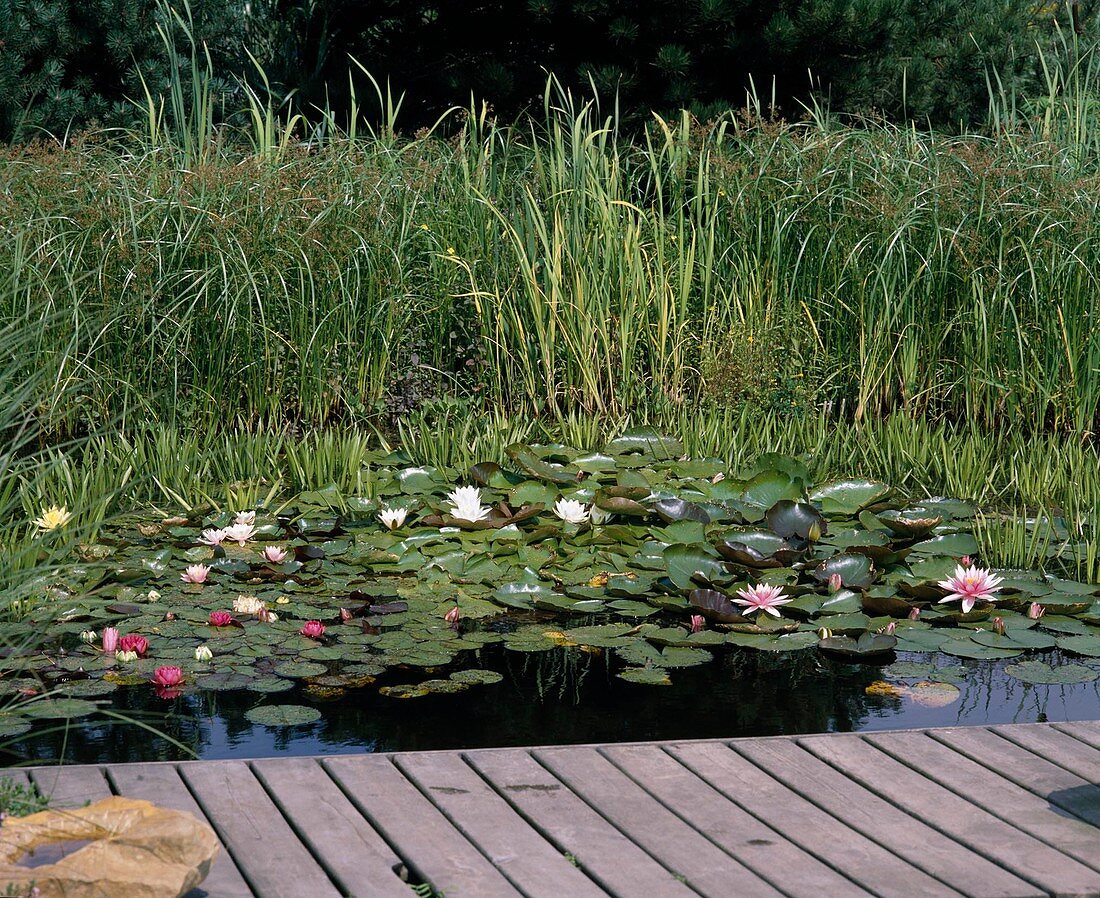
[245,704,322,726]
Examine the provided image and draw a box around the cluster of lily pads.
[11,431,1100,733]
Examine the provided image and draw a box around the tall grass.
[3,82,1100,435]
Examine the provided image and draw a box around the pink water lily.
[153,666,184,687]
[733,583,792,618]
[101,627,119,653]
[444,605,461,624]
[300,620,325,639]
[209,610,233,627]
[937,564,1003,613]
[828,573,843,593]
[223,523,256,546]
[182,563,211,584]
[689,614,705,633]
[199,528,227,547]
[118,634,148,657]
[1027,602,1045,620]
[261,545,288,563]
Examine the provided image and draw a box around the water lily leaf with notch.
[618,667,672,685]
[860,588,913,618]
[876,510,944,538]
[655,521,708,545]
[493,572,557,608]
[595,491,650,517]
[814,554,875,589]
[971,629,1057,650]
[506,444,579,484]
[809,480,891,515]
[196,672,255,691]
[1055,634,1100,657]
[605,430,683,459]
[273,661,328,679]
[653,498,711,524]
[378,684,431,698]
[450,669,504,685]
[741,471,801,509]
[916,498,976,520]
[245,704,322,727]
[396,467,440,494]
[573,452,617,474]
[247,676,295,693]
[819,632,897,657]
[1005,661,1099,685]
[23,698,100,719]
[883,662,967,683]
[908,533,979,557]
[715,530,799,568]
[563,624,636,647]
[939,640,1022,659]
[664,545,728,590]
[509,482,559,508]
[726,631,819,651]
[608,599,658,617]
[765,500,827,540]
[686,589,748,625]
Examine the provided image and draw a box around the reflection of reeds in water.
[508,646,597,706]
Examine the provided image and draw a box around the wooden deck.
[8,722,1100,898]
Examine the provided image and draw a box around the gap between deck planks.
[3,722,1100,898]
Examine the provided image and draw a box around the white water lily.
[194,645,213,662]
[445,486,491,522]
[590,506,611,525]
[233,595,266,616]
[79,629,97,644]
[553,497,590,525]
[32,505,73,534]
[199,527,226,546]
[234,511,256,526]
[115,650,138,663]
[223,523,256,546]
[378,506,409,530]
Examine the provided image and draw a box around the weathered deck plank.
[601,742,876,898]
[179,760,342,898]
[468,747,698,898]
[251,756,412,898]
[731,735,1040,898]
[325,753,523,898]
[108,762,254,898]
[803,732,1100,897]
[669,740,961,898]
[395,751,609,898]
[8,722,1100,898]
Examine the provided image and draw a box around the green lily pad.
[1005,661,1099,685]
[23,698,100,719]
[247,676,296,693]
[273,661,328,679]
[938,640,1023,659]
[617,667,672,685]
[449,669,504,685]
[810,480,891,515]
[245,704,322,726]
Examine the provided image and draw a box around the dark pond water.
[8,646,1100,765]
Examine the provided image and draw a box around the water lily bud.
[817,627,833,639]
[79,630,97,644]
[882,622,897,635]
[194,645,213,663]
[115,649,138,662]
[808,521,823,542]
[339,607,352,623]
[992,616,1006,636]
[1027,602,1045,620]
[960,555,973,567]
[444,605,461,624]
[828,573,843,594]
[163,612,176,622]
[258,609,279,623]
[908,607,921,620]
[689,614,705,633]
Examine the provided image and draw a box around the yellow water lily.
[32,505,73,533]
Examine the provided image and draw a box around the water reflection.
[8,648,1100,764]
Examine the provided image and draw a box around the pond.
[10,432,1100,765]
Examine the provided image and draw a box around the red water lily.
[209,610,233,627]
[118,634,148,657]
[299,620,325,639]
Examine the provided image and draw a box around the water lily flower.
[223,523,256,546]
[444,605,461,624]
[199,528,227,547]
[300,620,325,639]
[733,583,792,618]
[258,609,279,623]
[817,627,833,639]
[234,511,256,526]
[115,650,138,663]
[937,564,1003,613]
[689,614,705,633]
[261,545,289,563]
[378,506,409,530]
[960,555,973,567]
[233,595,265,616]
[881,622,897,635]
[153,666,184,687]
[339,607,352,623]
[182,564,211,584]
[147,590,161,601]
[79,630,97,644]
[589,507,611,525]
[32,505,73,534]
[992,616,1006,636]
[445,486,491,523]
[908,607,921,620]
[828,573,843,593]
[102,627,119,653]
[209,610,233,627]
[553,498,590,525]
[118,634,148,657]
[163,612,176,622]
[194,645,213,662]
[1027,602,1046,620]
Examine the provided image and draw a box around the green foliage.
[0,777,47,817]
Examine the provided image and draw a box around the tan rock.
[0,796,218,898]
